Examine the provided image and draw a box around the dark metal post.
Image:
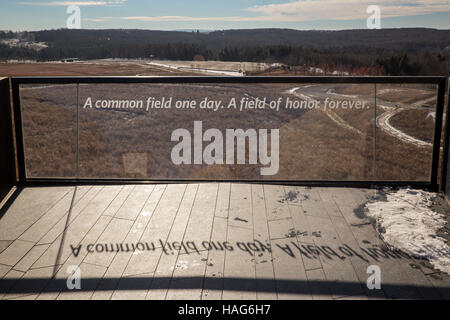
[76,83,79,179]
[431,79,447,190]
[440,78,450,194]
[0,78,17,204]
[373,84,377,180]
[11,79,26,184]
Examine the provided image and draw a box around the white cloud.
[82,16,114,22]
[246,0,450,21]
[120,16,246,22]
[119,0,450,23]
[20,0,126,6]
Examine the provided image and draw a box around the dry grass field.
[0,62,440,182]
[0,61,197,77]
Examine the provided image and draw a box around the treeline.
[0,42,214,61]
[0,31,16,39]
[1,28,449,76]
[219,45,450,76]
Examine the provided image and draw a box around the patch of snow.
[284,87,316,102]
[365,188,450,274]
[426,112,435,122]
[309,67,324,74]
[147,61,244,76]
[326,88,358,99]
[332,70,349,76]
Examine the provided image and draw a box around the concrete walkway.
[0,184,449,300]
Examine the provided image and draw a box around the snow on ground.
[147,61,244,76]
[365,188,450,274]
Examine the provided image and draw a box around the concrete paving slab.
[114,185,155,221]
[271,238,311,300]
[0,241,13,254]
[0,187,72,241]
[215,183,230,218]
[0,240,34,267]
[223,226,256,300]
[19,186,92,243]
[263,185,291,221]
[14,244,50,272]
[202,217,227,300]
[83,218,134,267]
[102,185,135,217]
[36,186,104,245]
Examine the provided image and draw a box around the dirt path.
[286,86,365,136]
[147,61,244,76]
[287,86,434,148]
[376,107,433,148]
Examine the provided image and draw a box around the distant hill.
[22,28,450,50]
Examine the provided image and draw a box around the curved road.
[286,85,434,148]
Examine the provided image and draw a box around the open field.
[0,61,441,182]
[146,60,270,76]
[0,61,197,77]
[0,60,271,77]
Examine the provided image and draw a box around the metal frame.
[0,78,17,206]
[440,80,450,194]
[10,76,448,191]
[11,79,25,183]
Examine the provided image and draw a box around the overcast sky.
[1,0,450,31]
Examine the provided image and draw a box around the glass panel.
[19,84,77,178]
[18,81,439,182]
[375,83,437,181]
[78,82,374,180]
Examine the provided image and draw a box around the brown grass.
[0,62,197,77]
